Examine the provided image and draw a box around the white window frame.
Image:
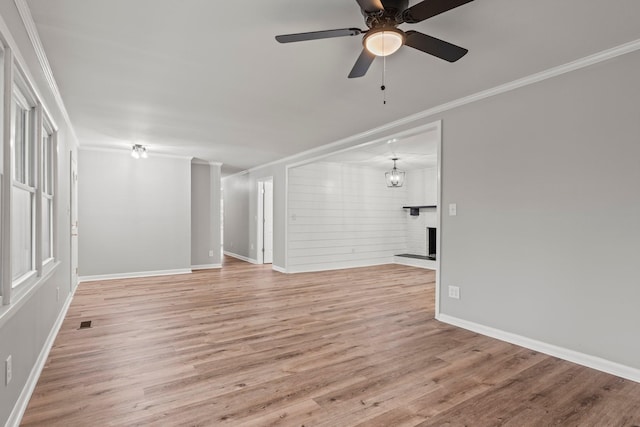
[10,67,38,289]
[1,45,61,309]
[11,87,36,287]
[41,116,55,267]
[0,45,5,305]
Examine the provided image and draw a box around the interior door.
[263,180,273,264]
[70,152,78,290]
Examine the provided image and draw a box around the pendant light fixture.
[385,157,405,187]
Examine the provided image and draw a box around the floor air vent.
[79,320,92,329]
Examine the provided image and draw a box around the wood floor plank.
[21,256,640,426]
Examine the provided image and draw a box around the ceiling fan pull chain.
[381,54,387,105]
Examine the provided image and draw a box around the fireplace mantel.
[402,205,436,216]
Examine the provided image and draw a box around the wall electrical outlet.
[5,355,12,385]
[448,285,460,299]
[208,250,214,257]
[56,287,60,302]
[449,203,457,216]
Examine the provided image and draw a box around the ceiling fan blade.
[276,28,362,43]
[402,0,473,23]
[356,0,384,13]
[348,49,376,78]
[405,30,468,62]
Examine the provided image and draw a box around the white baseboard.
[6,286,76,427]
[191,264,222,270]
[79,268,192,283]
[436,313,640,384]
[286,259,390,274]
[223,251,258,264]
[272,265,287,273]
[393,256,437,270]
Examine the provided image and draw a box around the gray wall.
[438,50,640,369]
[191,162,222,267]
[0,1,77,425]
[222,172,251,259]
[223,50,640,372]
[78,150,191,276]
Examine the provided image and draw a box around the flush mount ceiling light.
[385,157,405,188]
[131,144,148,159]
[364,27,405,57]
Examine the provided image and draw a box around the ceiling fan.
[275,0,473,78]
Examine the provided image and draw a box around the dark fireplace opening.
[427,227,436,260]
[395,227,437,262]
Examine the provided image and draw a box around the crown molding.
[191,158,223,167]
[79,145,193,160]
[244,38,640,175]
[11,0,640,168]
[14,0,79,147]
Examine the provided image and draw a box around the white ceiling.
[25,0,640,174]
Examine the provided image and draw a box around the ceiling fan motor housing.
[363,0,408,28]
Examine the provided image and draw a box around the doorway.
[284,121,442,313]
[257,177,273,264]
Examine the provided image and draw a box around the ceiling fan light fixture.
[364,28,405,57]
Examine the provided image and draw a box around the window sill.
[12,270,37,289]
[0,260,61,329]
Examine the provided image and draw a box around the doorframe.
[256,176,273,264]
[284,120,442,316]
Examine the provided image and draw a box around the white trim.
[256,176,274,265]
[271,265,287,274]
[436,313,640,384]
[221,169,249,181]
[286,259,391,274]
[223,251,258,264]
[13,0,64,135]
[287,122,440,170]
[0,262,60,329]
[11,180,35,193]
[393,256,436,270]
[6,285,75,426]
[284,163,289,272]
[434,121,442,317]
[191,264,222,270]
[5,282,76,427]
[257,181,264,264]
[78,145,194,160]
[7,1,68,140]
[1,48,13,306]
[191,159,223,166]
[11,270,36,289]
[78,268,192,283]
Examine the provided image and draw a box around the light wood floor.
[22,257,640,426]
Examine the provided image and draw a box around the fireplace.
[427,227,436,260]
[395,227,436,262]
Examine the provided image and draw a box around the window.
[11,93,36,285]
[42,123,54,262]
[1,49,59,304]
